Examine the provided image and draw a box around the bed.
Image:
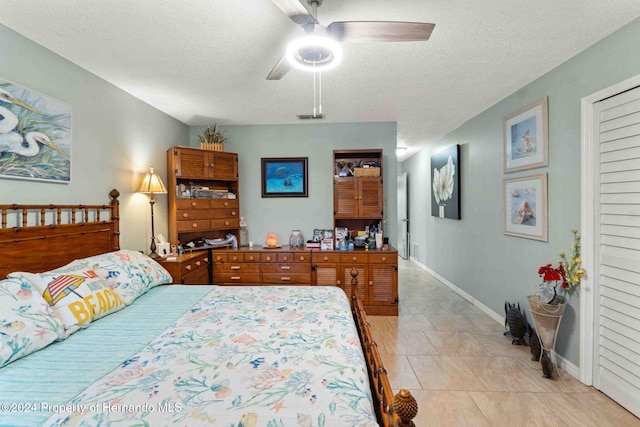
[0,190,417,427]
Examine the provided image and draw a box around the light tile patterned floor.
[368,259,640,426]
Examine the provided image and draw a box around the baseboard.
[407,257,582,381]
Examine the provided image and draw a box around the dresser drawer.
[176,199,210,209]
[211,252,228,263]
[261,253,280,263]
[208,208,239,219]
[214,263,261,273]
[312,252,341,263]
[177,219,209,232]
[177,210,212,220]
[243,253,260,262]
[369,253,398,264]
[292,252,311,263]
[180,254,208,275]
[261,263,310,274]
[214,273,261,283]
[341,253,369,264]
[262,273,310,284]
[211,218,239,228]
[210,199,239,209]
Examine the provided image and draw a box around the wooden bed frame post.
[349,268,418,427]
[109,188,120,251]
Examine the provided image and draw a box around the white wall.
[189,122,398,247]
[401,17,640,367]
[0,24,189,251]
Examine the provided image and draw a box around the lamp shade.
[137,167,167,194]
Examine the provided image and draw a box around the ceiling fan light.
[286,35,342,72]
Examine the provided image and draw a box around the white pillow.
[10,263,125,337]
[80,250,173,305]
[0,277,65,367]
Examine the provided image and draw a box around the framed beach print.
[504,173,547,242]
[0,77,71,183]
[503,97,548,173]
[431,144,461,219]
[261,157,308,198]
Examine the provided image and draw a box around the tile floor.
[368,259,640,426]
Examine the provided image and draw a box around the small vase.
[289,230,304,247]
[527,295,567,380]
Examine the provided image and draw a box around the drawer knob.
[369,281,373,286]
[249,256,254,261]
[186,265,192,271]
[232,256,238,261]
[381,257,386,262]
[192,223,198,228]
[323,256,328,261]
[182,212,188,218]
[231,276,240,280]
[283,256,288,261]
[224,221,229,226]
[196,261,201,266]
[281,277,291,281]
[204,258,209,262]
[191,201,197,207]
[232,211,237,216]
[216,256,223,261]
[352,256,357,261]
[224,201,229,207]
[299,256,304,261]
[337,280,341,285]
[231,266,240,270]
[266,256,271,261]
[281,266,291,270]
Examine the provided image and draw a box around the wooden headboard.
[0,189,120,278]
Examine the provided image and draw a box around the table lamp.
[137,166,167,258]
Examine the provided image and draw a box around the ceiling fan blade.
[266,54,292,80]
[271,0,317,26]
[327,21,435,42]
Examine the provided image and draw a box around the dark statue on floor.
[504,301,527,345]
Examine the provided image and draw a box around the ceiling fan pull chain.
[318,71,322,115]
[313,66,317,117]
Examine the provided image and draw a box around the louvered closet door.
[594,85,640,418]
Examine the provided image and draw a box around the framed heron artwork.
[261,157,308,198]
[0,77,71,183]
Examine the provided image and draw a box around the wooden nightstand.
[158,251,211,285]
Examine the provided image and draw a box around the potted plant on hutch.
[528,229,584,379]
[198,124,227,151]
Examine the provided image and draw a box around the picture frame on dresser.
[261,157,308,198]
[504,97,548,173]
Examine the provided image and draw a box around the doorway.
[582,75,640,418]
[397,172,409,259]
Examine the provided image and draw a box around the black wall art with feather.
[431,144,460,219]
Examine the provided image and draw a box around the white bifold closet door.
[594,85,640,418]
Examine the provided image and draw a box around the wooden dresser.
[166,146,241,247]
[160,245,398,315]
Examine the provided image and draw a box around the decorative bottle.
[289,230,304,248]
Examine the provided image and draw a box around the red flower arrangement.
[538,263,567,288]
[538,229,585,302]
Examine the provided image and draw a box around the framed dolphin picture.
[261,157,308,198]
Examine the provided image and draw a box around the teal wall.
[401,17,640,367]
[189,123,398,247]
[0,24,189,250]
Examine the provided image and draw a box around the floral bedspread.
[43,286,377,427]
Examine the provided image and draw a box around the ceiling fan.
[267,0,435,80]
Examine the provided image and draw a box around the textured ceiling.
[1,1,639,160]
